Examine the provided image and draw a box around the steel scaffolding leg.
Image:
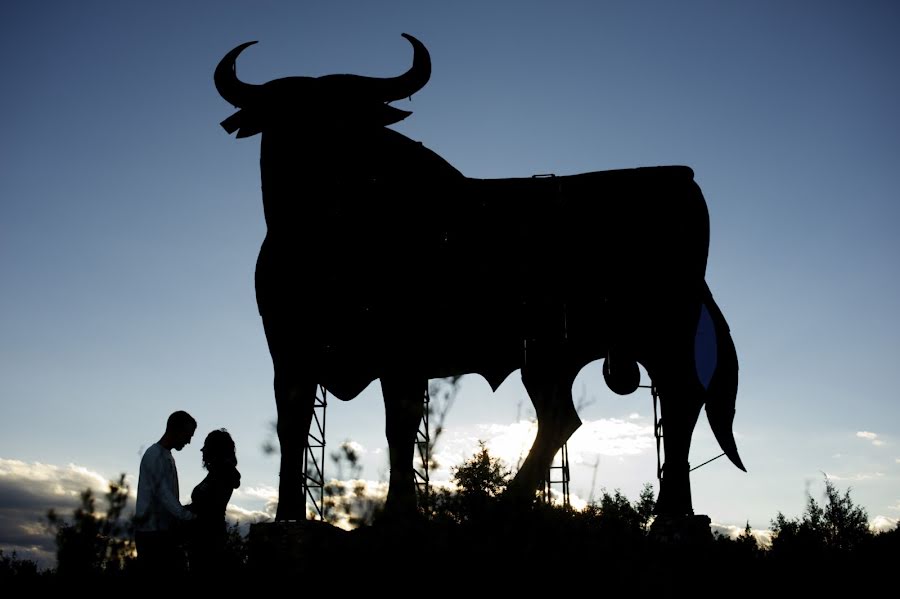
[652,384,663,482]
[302,383,327,519]
[544,443,571,507]
[414,384,431,510]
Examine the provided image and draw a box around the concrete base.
[649,514,713,545]
[248,520,351,577]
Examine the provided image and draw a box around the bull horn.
[374,33,431,101]
[215,41,261,108]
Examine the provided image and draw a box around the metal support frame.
[414,384,431,509]
[302,383,328,519]
[544,443,571,507]
[650,384,663,482]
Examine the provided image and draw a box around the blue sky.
[2,1,899,562]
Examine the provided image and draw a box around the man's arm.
[154,452,194,521]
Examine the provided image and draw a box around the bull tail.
[696,283,746,472]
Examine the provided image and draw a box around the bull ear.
[377,103,413,126]
[220,110,262,138]
[235,124,264,138]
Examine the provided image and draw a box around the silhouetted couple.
[134,411,241,576]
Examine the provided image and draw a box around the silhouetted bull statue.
[215,34,744,522]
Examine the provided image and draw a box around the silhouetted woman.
[187,429,241,574]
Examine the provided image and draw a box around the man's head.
[164,411,197,451]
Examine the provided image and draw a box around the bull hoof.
[275,505,307,522]
[382,490,419,522]
[501,481,539,509]
[275,487,307,521]
[655,464,692,518]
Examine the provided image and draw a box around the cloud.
[238,485,279,514]
[0,458,278,569]
[482,421,537,469]
[228,486,278,534]
[0,458,117,569]
[225,503,273,537]
[870,515,899,533]
[315,479,388,530]
[709,522,773,548]
[425,417,654,483]
[567,418,654,461]
[543,488,589,511]
[336,440,367,456]
[485,417,653,467]
[856,431,885,447]
[822,471,885,482]
[888,501,900,512]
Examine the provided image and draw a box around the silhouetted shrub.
[0,550,42,580]
[45,474,135,577]
[770,476,871,559]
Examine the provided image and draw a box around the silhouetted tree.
[323,441,384,527]
[732,520,763,560]
[635,482,656,530]
[425,376,463,471]
[46,474,135,577]
[453,441,510,498]
[428,442,511,523]
[221,522,249,571]
[770,476,871,557]
[581,487,652,538]
[0,550,42,580]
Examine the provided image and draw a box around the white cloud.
[338,440,367,455]
[314,479,388,530]
[709,522,773,548]
[233,485,279,521]
[543,488,589,511]
[567,418,654,461]
[822,471,885,481]
[856,431,885,447]
[224,503,273,537]
[0,459,109,500]
[0,458,120,569]
[888,501,900,512]
[870,515,899,533]
[483,417,653,469]
[426,417,654,483]
[628,413,641,420]
[240,485,278,501]
[483,421,537,469]
[0,458,277,569]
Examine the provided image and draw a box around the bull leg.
[274,374,318,521]
[653,375,704,517]
[507,347,582,503]
[644,309,706,519]
[381,374,426,517]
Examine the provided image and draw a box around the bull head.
[215,34,431,138]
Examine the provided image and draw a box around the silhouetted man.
[135,410,197,575]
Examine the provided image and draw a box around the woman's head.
[201,429,236,471]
